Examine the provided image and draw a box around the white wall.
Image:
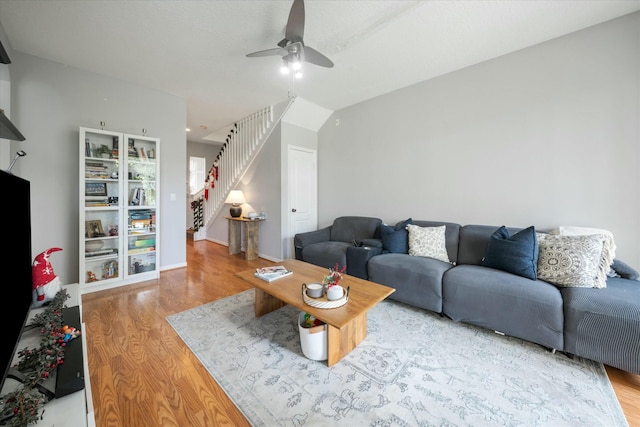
[9,52,187,285]
[318,12,640,267]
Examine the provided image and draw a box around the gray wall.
[8,52,187,286]
[318,12,640,267]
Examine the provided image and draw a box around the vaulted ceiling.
[1,1,638,143]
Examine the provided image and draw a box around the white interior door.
[287,146,317,258]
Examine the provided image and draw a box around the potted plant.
[95,144,112,158]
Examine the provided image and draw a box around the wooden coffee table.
[236,259,395,367]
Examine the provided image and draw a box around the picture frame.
[85,182,107,196]
[86,219,105,238]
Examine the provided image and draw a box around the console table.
[225,216,264,260]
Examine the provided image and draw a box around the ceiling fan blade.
[303,46,334,68]
[246,47,282,58]
[285,0,305,43]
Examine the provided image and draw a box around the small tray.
[301,283,349,309]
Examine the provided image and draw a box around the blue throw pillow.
[482,226,538,280]
[380,218,412,253]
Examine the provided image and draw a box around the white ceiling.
[1,1,638,144]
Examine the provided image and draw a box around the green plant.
[95,144,112,158]
[0,289,71,426]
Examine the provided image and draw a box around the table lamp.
[225,190,246,218]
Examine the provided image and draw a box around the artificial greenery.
[95,144,112,158]
[0,289,71,426]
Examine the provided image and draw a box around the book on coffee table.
[255,266,292,282]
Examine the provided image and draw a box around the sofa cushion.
[481,226,538,280]
[457,225,524,266]
[407,224,450,263]
[380,218,412,253]
[368,253,454,313]
[300,241,352,270]
[442,265,564,350]
[537,233,608,288]
[330,216,382,244]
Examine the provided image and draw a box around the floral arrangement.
[322,263,346,289]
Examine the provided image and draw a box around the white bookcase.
[79,127,160,292]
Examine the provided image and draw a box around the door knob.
[291,208,297,212]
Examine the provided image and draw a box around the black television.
[0,170,33,392]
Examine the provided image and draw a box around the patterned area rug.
[166,289,627,427]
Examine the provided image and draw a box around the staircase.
[191,98,294,240]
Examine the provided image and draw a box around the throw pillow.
[380,218,412,253]
[554,225,616,279]
[481,226,538,280]
[537,233,608,288]
[407,224,450,263]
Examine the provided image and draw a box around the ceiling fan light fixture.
[280,60,290,75]
[295,70,303,79]
[246,1,334,70]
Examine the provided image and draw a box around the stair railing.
[199,98,294,233]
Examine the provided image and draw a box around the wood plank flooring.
[82,239,640,427]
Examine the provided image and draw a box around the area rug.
[166,289,628,427]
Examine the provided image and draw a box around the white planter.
[298,312,327,361]
[326,285,344,301]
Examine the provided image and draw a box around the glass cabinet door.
[124,134,158,278]
[80,128,123,285]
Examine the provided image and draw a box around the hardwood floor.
[82,239,640,427]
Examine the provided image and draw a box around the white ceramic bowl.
[306,283,323,298]
[86,240,104,252]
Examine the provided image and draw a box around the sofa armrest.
[346,246,383,280]
[360,238,383,248]
[611,258,639,280]
[294,226,332,260]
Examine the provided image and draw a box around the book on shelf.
[85,248,118,257]
[128,247,155,254]
[254,266,292,282]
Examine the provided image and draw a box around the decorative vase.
[326,285,344,301]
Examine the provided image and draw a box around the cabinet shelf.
[80,127,159,290]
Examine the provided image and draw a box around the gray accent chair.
[294,216,382,270]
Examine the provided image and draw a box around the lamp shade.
[225,190,246,205]
[225,190,246,218]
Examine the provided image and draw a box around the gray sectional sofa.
[294,216,640,374]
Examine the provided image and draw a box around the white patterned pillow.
[407,224,450,263]
[537,233,608,288]
[554,225,616,277]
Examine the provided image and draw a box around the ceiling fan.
[246,0,334,75]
